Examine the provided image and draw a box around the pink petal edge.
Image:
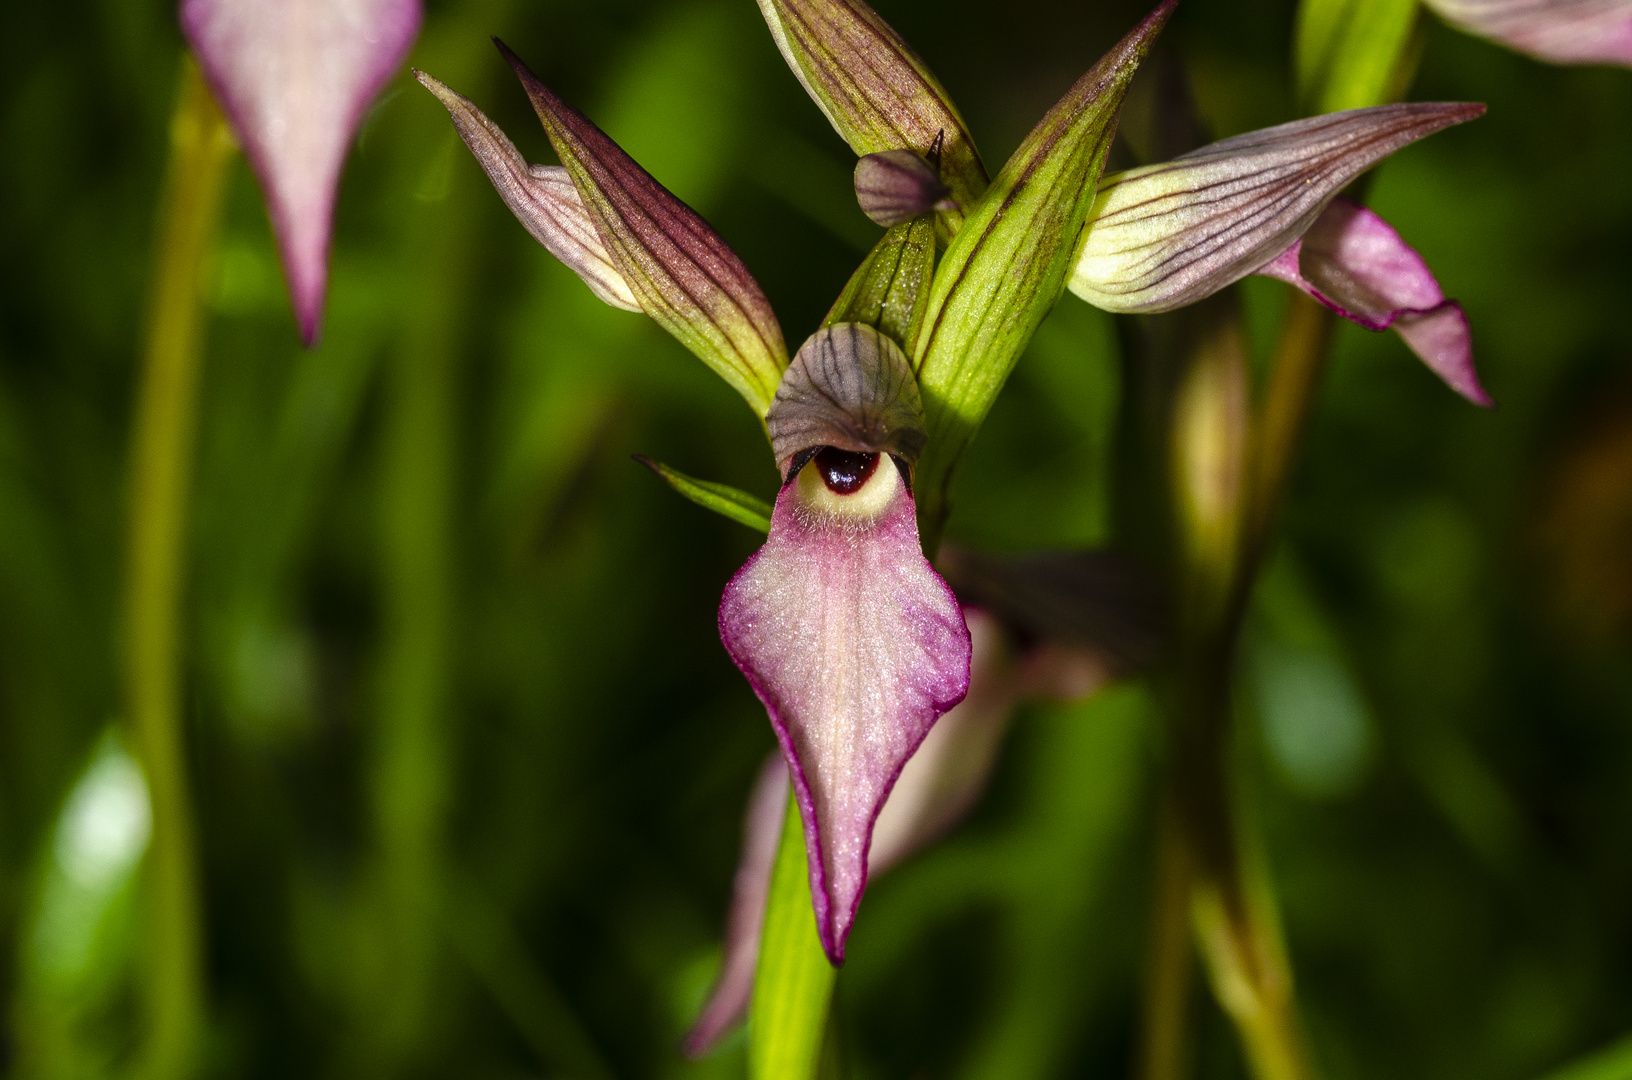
[1427,0,1632,67]
[181,0,423,346]
[1257,198,1492,407]
[717,460,971,965]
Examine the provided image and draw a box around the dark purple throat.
[814,448,880,495]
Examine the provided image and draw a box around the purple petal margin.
[182,0,422,346]
[1425,0,1632,66]
[718,458,970,965]
[1257,198,1492,407]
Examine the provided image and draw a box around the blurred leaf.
[1295,0,1422,112]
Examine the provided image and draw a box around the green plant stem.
[126,58,233,1080]
[750,788,837,1080]
[1142,295,1332,1080]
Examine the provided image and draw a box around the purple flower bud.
[181,0,423,346]
[853,149,954,228]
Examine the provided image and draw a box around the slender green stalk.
[750,789,837,1080]
[1144,296,1321,1080]
[126,58,234,1080]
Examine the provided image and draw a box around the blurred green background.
[1,0,1630,1077]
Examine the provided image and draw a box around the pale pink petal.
[1425,0,1632,66]
[181,0,423,345]
[718,455,970,963]
[1258,198,1491,406]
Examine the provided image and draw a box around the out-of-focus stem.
[368,144,471,1063]
[126,58,233,1080]
[1137,800,1194,1080]
[1151,295,1319,1080]
[750,789,837,1080]
[1239,294,1336,603]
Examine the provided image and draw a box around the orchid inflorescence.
[168,0,1632,1067]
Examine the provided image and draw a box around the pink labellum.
[1258,198,1492,407]
[182,0,423,346]
[1425,0,1632,66]
[689,608,1109,1054]
[718,454,970,964]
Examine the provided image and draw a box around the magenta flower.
[1423,0,1632,66]
[181,0,423,345]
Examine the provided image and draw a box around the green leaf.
[911,2,1173,546]
[822,217,936,349]
[633,456,772,533]
[1295,0,1422,113]
[1537,1034,1632,1080]
[748,787,836,1080]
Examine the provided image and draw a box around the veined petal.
[854,149,954,228]
[718,456,971,963]
[767,323,927,479]
[495,40,788,416]
[755,0,987,218]
[1424,0,1632,66]
[415,71,639,311]
[181,0,423,346]
[1069,102,1485,315]
[1257,198,1491,406]
[912,2,1173,534]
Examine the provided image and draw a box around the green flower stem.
[1143,296,1320,1080]
[126,58,234,1080]
[750,788,837,1080]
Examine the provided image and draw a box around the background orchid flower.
[181,0,423,346]
[1423,0,1632,66]
[1069,103,1491,403]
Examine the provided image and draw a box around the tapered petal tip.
[1258,199,1491,406]
[719,456,970,963]
[182,0,423,345]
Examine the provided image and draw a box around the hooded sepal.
[1423,0,1632,66]
[755,0,987,223]
[912,2,1173,532]
[415,71,639,311]
[181,0,423,346]
[1069,102,1486,315]
[854,150,954,228]
[718,455,971,963]
[495,40,788,415]
[1257,198,1491,406]
[767,324,928,480]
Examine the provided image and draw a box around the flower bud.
[853,150,953,228]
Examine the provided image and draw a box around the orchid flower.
[1422,0,1632,67]
[180,0,423,345]
[688,543,1167,1055]
[1069,104,1493,405]
[415,0,1485,973]
[418,3,1174,967]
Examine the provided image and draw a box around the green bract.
[911,2,1174,542]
